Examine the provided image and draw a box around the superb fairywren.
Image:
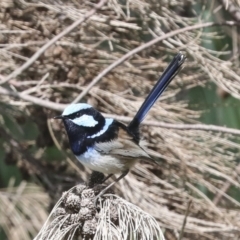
[54,53,185,200]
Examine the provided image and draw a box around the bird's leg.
[101,173,114,183]
[94,170,129,206]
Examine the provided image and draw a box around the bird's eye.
[76,112,80,117]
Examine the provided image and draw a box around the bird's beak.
[53,115,64,119]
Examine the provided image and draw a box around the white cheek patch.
[71,115,98,127]
[88,118,113,138]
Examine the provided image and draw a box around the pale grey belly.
[76,148,137,174]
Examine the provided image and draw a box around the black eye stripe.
[66,108,93,120]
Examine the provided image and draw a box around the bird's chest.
[75,147,132,174]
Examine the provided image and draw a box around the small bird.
[54,53,185,200]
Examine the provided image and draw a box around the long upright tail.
[128,52,185,138]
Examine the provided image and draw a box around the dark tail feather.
[128,52,185,136]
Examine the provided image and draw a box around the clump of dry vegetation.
[35,183,165,240]
[1,0,240,239]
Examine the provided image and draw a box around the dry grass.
[0,182,49,240]
[1,0,240,239]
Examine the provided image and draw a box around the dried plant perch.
[34,172,165,240]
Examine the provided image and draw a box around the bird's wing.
[94,125,150,159]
